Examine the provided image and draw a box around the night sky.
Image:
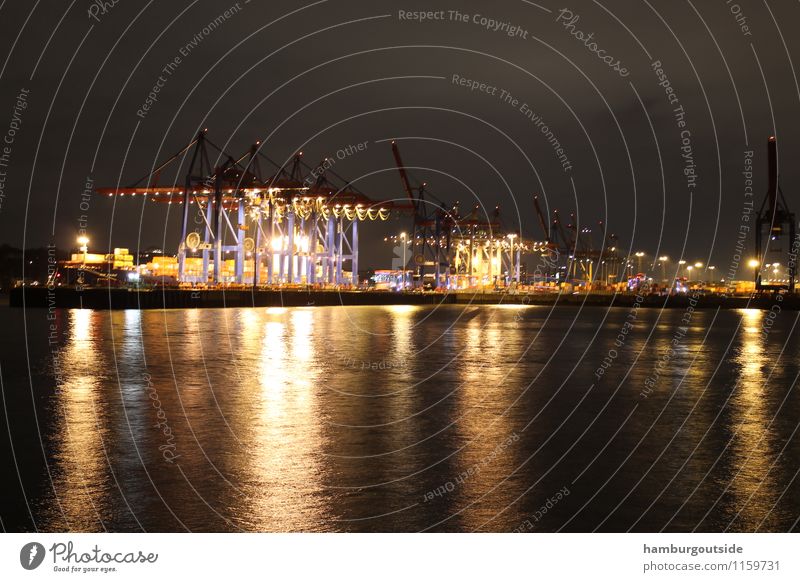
[0,0,798,272]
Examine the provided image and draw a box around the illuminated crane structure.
[390,140,456,287]
[449,203,548,288]
[96,132,558,289]
[533,194,622,284]
[390,141,546,288]
[96,131,390,285]
[755,136,796,291]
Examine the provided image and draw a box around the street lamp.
[748,258,760,288]
[708,265,716,284]
[658,256,668,282]
[76,235,89,287]
[635,251,645,274]
[678,259,686,279]
[77,235,89,264]
[692,263,703,283]
[507,233,517,285]
[400,232,407,289]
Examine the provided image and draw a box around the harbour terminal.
[8,134,797,309]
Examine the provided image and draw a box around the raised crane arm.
[532,194,550,242]
[391,140,417,211]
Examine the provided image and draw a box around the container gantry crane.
[755,136,796,291]
[96,131,391,286]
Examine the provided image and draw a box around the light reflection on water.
[724,309,783,531]
[3,304,799,532]
[54,308,109,530]
[245,308,328,531]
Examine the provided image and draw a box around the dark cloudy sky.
[0,0,798,272]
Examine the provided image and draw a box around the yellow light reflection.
[727,308,780,530]
[72,307,91,342]
[386,305,419,314]
[454,309,520,530]
[738,308,762,335]
[47,309,110,530]
[245,308,327,531]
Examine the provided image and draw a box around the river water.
[1,304,799,532]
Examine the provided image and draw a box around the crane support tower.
[96,131,391,286]
[755,136,796,291]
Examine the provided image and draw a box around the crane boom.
[391,140,417,210]
[553,210,574,251]
[532,194,550,242]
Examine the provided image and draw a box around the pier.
[12,286,797,311]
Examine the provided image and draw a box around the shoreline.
[7,287,794,311]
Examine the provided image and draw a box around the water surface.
[1,304,799,532]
